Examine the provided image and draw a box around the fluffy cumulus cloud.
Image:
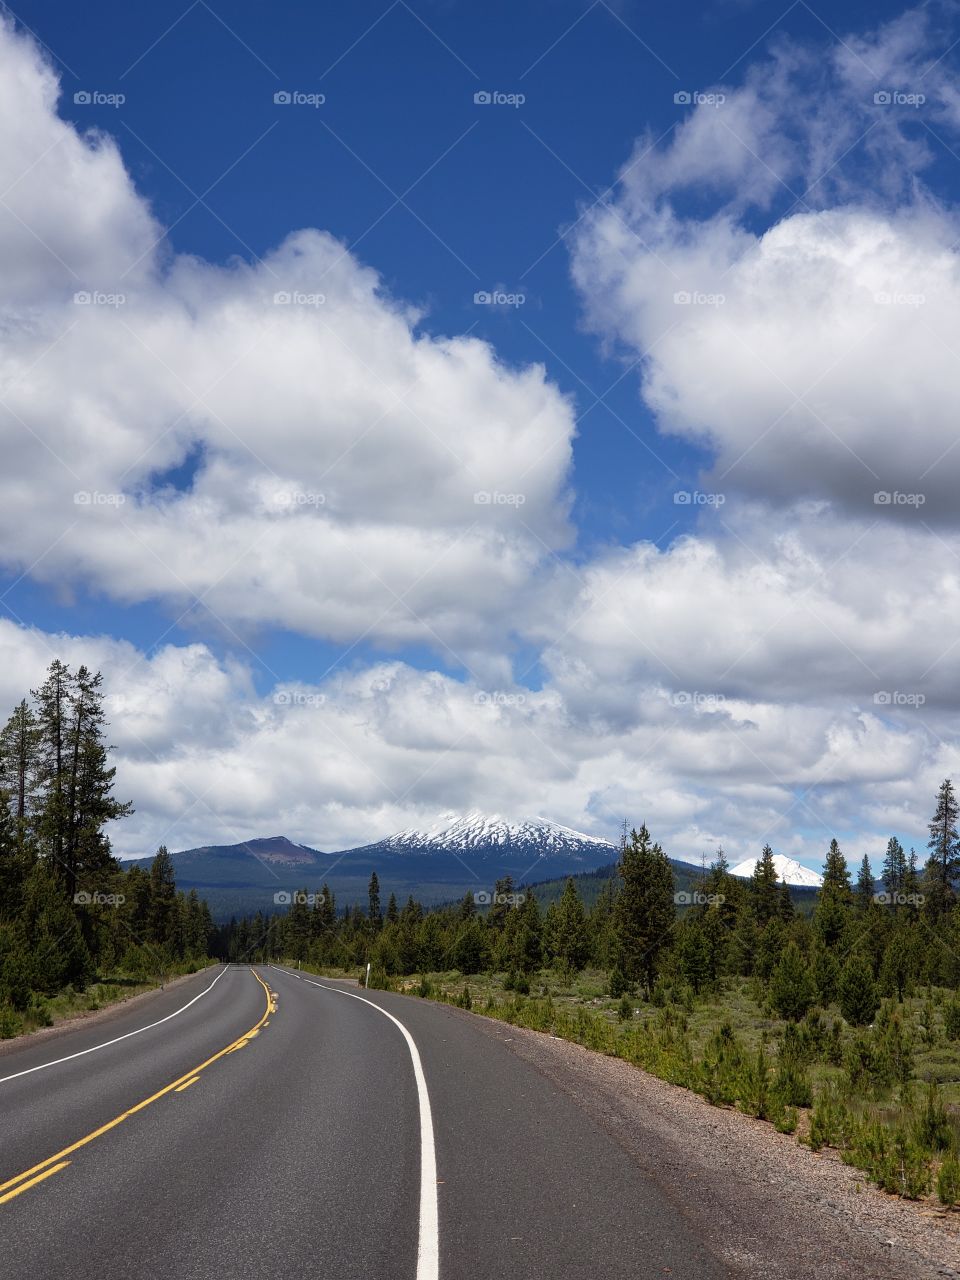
[572,6,960,521]
[4,12,960,871]
[0,18,573,663]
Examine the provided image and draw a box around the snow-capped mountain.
[381,810,616,858]
[729,853,823,888]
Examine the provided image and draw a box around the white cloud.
[0,18,574,664]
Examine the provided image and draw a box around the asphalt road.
[0,962,735,1279]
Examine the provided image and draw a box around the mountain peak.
[728,852,823,888]
[383,811,615,858]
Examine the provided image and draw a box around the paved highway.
[0,965,942,1279]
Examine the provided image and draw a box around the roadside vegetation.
[0,661,214,1038]
[236,784,960,1209]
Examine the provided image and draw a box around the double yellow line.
[0,968,274,1206]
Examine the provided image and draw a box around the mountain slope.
[367,810,616,860]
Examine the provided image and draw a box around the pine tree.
[814,838,852,949]
[613,824,675,995]
[838,954,879,1026]
[368,871,382,931]
[769,942,816,1021]
[385,892,399,925]
[751,845,780,926]
[147,846,177,948]
[881,836,906,904]
[855,855,875,914]
[550,877,589,971]
[926,778,960,917]
[0,699,37,850]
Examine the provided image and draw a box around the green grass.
[0,960,217,1040]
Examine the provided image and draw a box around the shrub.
[938,1154,960,1209]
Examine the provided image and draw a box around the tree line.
[220,779,960,1024]
[0,660,212,1029]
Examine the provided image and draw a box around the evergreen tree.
[550,878,589,971]
[751,845,780,926]
[368,871,382,931]
[926,778,960,917]
[147,846,177,948]
[881,836,906,904]
[855,855,875,915]
[813,838,852,948]
[613,824,675,995]
[769,942,816,1021]
[838,954,879,1026]
[0,699,37,850]
[385,892,399,925]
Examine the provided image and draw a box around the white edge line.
[0,964,229,1086]
[270,966,439,1280]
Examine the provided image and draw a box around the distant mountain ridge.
[128,812,618,919]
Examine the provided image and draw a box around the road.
[0,965,945,1279]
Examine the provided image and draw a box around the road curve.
[0,964,942,1279]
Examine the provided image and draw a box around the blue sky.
[1,0,959,866]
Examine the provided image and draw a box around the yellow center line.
[174,1076,200,1092]
[0,1161,71,1204]
[0,968,272,1200]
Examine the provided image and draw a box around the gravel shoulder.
[458,1007,960,1280]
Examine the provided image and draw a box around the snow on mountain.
[729,853,823,888]
[381,810,615,859]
